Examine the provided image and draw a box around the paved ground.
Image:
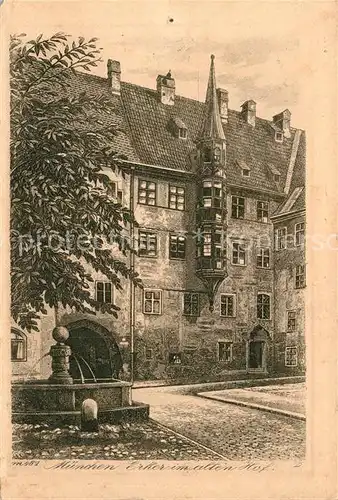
[135,385,306,460]
[12,420,218,461]
[198,383,305,417]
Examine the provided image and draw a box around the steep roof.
[69,69,305,195]
[272,186,305,217]
[200,54,225,141]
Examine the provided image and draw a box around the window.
[202,181,222,207]
[169,234,186,259]
[257,201,269,223]
[220,294,236,317]
[295,222,305,246]
[169,353,182,364]
[295,265,306,288]
[183,293,199,316]
[11,330,27,361]
[232,242,246,266]
[213,147,221,162]
[117,189,123,204]
[275,227,287,250]
[169,185,185,210]
[203,232,212,256]
[257,293,271,320]
[287,311,296,332]
[242,168,250,177]
[143,290,162,314]
[274,173,281,183]
[138,180,156,206]
[285,346,298,367]
[231,196,245,219]
[257,248,270,268]
[275,131,283,143]
[139,231,157,257]
[145,348,153,360]
[179,128,187,139]
[96,281,113,304]
[218,342,232,362]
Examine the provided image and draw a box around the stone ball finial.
[52,326,69,343]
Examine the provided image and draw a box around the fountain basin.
[12,380,149,426]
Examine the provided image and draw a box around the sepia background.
[1,0,337,499]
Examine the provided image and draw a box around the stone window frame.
[95,281,113,304]
[11,329,27,362]
[183,292,200,317]
[287,310,297,332]
[138,230,158,258]
[257,200,269,223]
[178,128,187,140]
[275,226,287,250]
[231,195,245,219]
[295,222,305,247]
[138,179,157,206]
[220,293,236,318]
[169,233,186,260]
[232,241,247,266]
[285,346,298,367]
[275,131,284,143]
[217,341,233,362]
[257,292,271,320]
[256,247,270,268]
[143,289,162,315]
[295,264,306,289]
[168,184,185,211]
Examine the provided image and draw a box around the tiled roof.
[64,72,139,162]
[272,186,305,217]
[70,70,305,195]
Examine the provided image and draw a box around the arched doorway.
[65,320,123,382]
[246,325,270,372]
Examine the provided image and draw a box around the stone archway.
[64,320,122,382]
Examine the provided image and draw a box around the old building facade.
[11,55,306,382]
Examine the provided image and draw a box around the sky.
[7,0,333,128]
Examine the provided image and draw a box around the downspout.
[129,167,136,384]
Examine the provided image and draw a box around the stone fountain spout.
[48,326,73,385]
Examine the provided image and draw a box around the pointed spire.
[201,55,225,140]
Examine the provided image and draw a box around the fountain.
[12,326,149,426]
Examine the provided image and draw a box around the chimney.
[216,88,229,123]
[107,59,121,95]
[241,100,256,127]
[273,109,291,138]
[156,71,175,105]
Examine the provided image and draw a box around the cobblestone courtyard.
[135,383,306,460]
[13,382,306,461]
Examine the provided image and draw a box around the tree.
[10,33,141,331]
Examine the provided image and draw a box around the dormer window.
[179,128,187,139]
[236,159,251,178]
[275,131,283,143]
[168,117,187,140]
[267,164,281,185]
